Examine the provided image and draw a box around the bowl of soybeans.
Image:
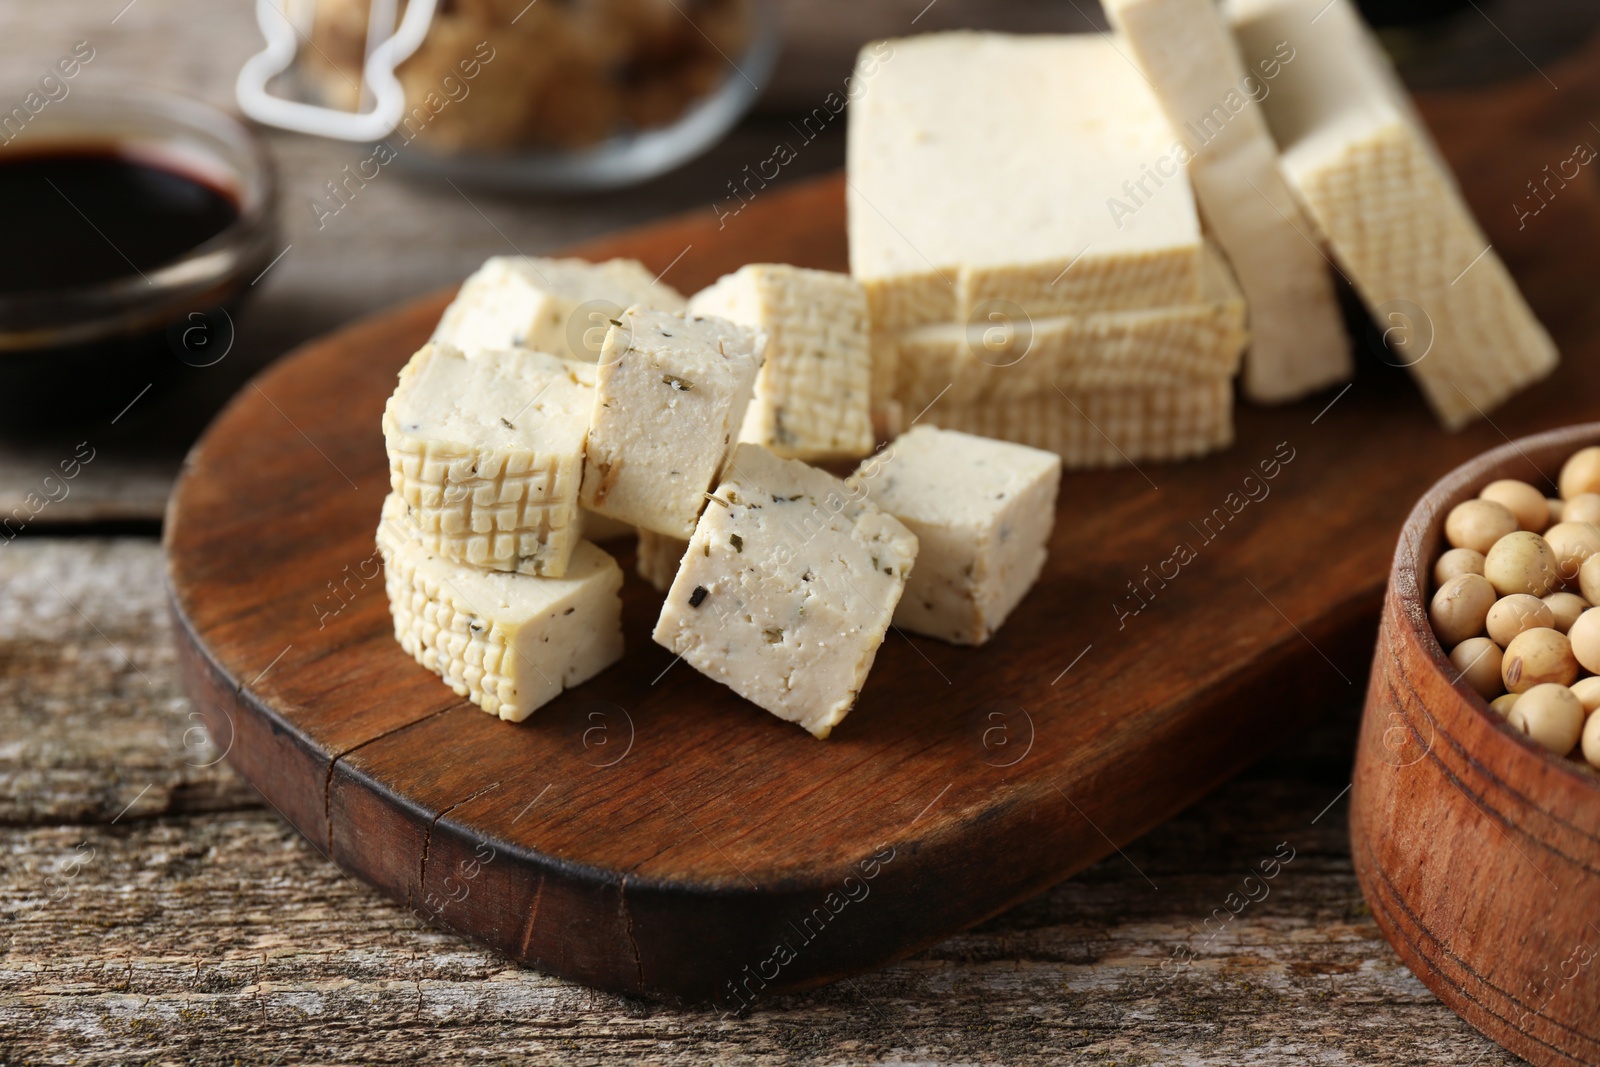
[1351,423,1600,1067]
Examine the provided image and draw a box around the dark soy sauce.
[0,148,238,293]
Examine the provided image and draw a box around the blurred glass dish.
[245,0,780,192]
[0,88,278,424]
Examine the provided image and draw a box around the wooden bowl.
[1353,423,1600,1067]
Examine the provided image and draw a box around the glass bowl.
[393,4,783,193]
[0,87,279,423]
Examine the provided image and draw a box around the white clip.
[236,0,439,142]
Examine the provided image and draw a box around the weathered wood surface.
[0,543,1515,1063]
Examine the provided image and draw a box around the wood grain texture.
[163,54,1600,1008]
[0,539,1515,1063]
[1354,424,1600,1067]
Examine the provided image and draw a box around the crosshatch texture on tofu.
[651,444,919,739]
[378,493,624,722]
[922,379,1234,468]
[383,343,594,577]
[886,246,1247,411]
[432,255,688,361]
[579,308,765,539]
[847,32,1205,332]
[1229,0,1556,428]
[636,529,689,593]
[856,427,1061,645]
[689,264,874,461]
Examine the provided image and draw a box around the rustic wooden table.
[0,0,1586,1062]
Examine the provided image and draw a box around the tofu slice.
[1101,0,1350,403]
[688,265,874,462]
[847,32,1205,332]
[378,493,624,722]
[885,245,1247,412]
[579,307,765,539]
[383,343,593,577]
[636,529,689,593]
[652,444,918,739]
[432,256,687,361]
[857,427,1061,645]
[921,379,1235,468]
[1228,0,1557,428]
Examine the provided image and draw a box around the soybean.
[1434,547,1485,587]
[1567,607,1600,674]
[1430,573,1496,647]
[1445,499,1518,555]
[1559,446,1600,500]
[1486,594,1554,647]
[1450,638,1504,699]
[1542,591,1590,634]
[1502,627,1579,692]
[1482,531,1558,597]
[1481,479,1548,531]
[1507,683,1585,756]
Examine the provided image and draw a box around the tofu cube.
[378,493,624,722]
[636,529,689,593]
[383,343,594,577]
[688,264,874,461]
[857,427,1060,645]
[653,444,919,738]
[432,256,687,361]
[579,308,765,539]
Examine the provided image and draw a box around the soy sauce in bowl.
[0,89,278,425]
[0,149,239,294]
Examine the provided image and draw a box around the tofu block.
[922,379,1235,468]
[857,427,1061,645]
[579,307,765,539]
[688,265,874,461]
[885,245,1247,412]
[433,256,687,361]
[383,343,593,577]
[847,32,1205,332]
[636,529,689,593]
[378,493,624,722]
[1102,0,1350,403]
[652,444,918,738]
[1228,0,1557,427]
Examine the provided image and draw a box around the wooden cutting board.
[165,38,1600,1006]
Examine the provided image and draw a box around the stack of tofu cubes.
[849,33,1253,466]
[379,256,1062,738]
[851,2,1557,454]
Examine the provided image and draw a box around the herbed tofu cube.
[857,426,1060,645]
[579,307,765,539]
[652,444,918,739]
[383,343,594,577]
[432,256,687,361]
[378,493,624,722]
[689,264,874,461]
